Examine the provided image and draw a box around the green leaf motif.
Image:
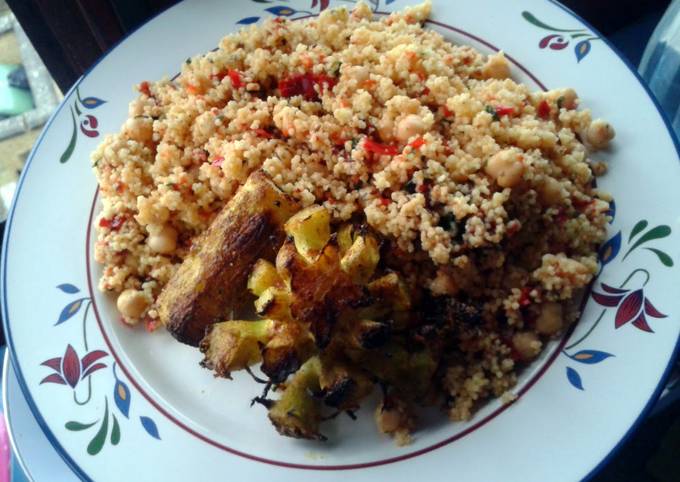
[87,398,109,456]
[624,225,671,260]
[644,247,674,267]
[65,421,97,431]
[59,107,78,163]
[629,220,648,242]
[110,415,121,446]
[521,11,584,33]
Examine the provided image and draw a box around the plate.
[2,352,77,481]
[3,1,680,481]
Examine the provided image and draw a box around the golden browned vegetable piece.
[157,171,299,345]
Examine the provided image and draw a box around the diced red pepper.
[442,106,453,118]
[278,72,337,101]
[99,216,124,231]
[519,287,532,307]
[573,198,594,210]
[380,197,391,206]
[212,156,224,167]
[417,182,430,194]
[409,137,426,149]
[495,106,515,117]
[364,138,399,156]
[138,81,151,97]
[421,86,430,96]
[145,317,160,332]
[227,69,243,89]
[537,100,551,120]
[253,128,273,139]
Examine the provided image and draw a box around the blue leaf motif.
[140,416,161,440]
[574,40,591,62]
[81,96,106,109]
[114,379,131,418]
[566,367,584,390]
[568,350,614,365]
[265,6,297,16]
[237,16,260,25]
[56,283,80,294]
[606,200,616,223]
[55,299,83,325]
[598,231,621,266]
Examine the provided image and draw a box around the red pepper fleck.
[138,81,151,96]
[253,128,273,139]
[364,138,399,156]
[227,69,243,89]
[278,73,337,101]
[495,106,515,117]
[573,198,594,210]
[99,216,125,231]
[380,197,391,206]
[115,183,126,194]
[442,106,453,118]
[417,182,430,194]
[519,287,532,307]
[212,156,224,167]
[537,100,551,120]
[421,87,430,96]
[409,137,426,149]
[145,317,160,333]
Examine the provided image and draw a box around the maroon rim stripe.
[86,19,558,470]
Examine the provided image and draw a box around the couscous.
[93,0,613,441]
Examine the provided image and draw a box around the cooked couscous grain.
[93,0,611,433]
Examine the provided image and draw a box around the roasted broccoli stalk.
[199,319,274,378]
[267,357,326,441]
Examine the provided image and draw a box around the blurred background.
[0,0,677,480]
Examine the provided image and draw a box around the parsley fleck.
[404,180,417,194]
[557,96,565,109]
[485,105,500,122]
[330,61,342,77]
[438,213,457,232]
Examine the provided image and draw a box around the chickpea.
[481,52,511,79]
[485,149,525,188]
[377,114,395,142]
[538,177,563,205]
[586,119,615,149]
[557,88,578,110]
[147,225,178,254]
[116,289,148,321]
[123,116,153,142]
[395,114,426,142]
[512,331,542,361]
[535,302,564,335]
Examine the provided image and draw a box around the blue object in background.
[0,347,29,482]
[640,0,680,137]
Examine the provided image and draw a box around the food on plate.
[156,171,298,345]
[92,0,614,443]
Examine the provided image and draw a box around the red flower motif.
[591,284,667,332]
[40,345,108,387]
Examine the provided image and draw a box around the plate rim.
[1,1,679,481]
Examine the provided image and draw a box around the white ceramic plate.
[2,353,77,482]
[3,1,680,481]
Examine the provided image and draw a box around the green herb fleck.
[404,180,417,194]
[485,105,500,121]
[557,96,565,109]
[438,213,457,232]
[351,138,359,150]
[92,158,100,168]
[330,61,342,77]
[185,58,191,65]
